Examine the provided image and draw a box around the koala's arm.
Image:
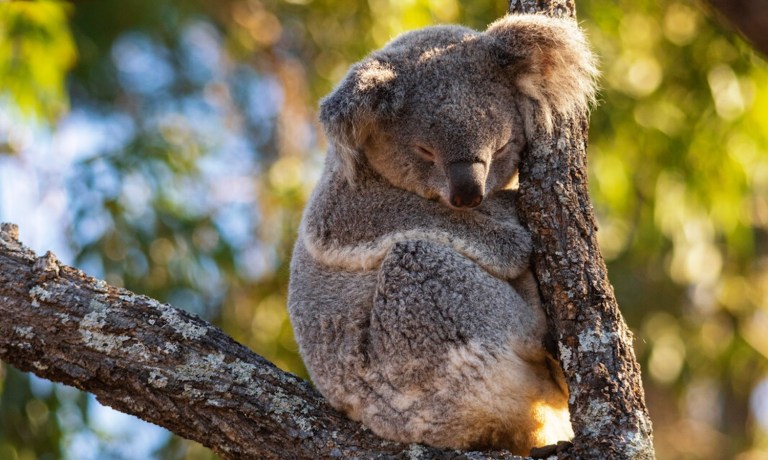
[301,169,532,281]
[353,239,569,451]
[370,239,547,363]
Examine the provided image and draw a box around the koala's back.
[288,239,376,417]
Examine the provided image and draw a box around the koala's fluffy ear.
[486,14,599,136]
[319,58,403,182]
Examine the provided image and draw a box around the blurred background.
[0,0,766,459]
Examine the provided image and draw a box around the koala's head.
[319,14,598,209]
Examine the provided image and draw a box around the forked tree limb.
[0,223,526,460]
[510,1,655,458]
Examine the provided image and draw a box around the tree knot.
[0,223,19,241]
[33,251,61,281]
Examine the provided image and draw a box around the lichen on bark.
[509,2,656,457]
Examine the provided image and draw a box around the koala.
[288,13,597,455]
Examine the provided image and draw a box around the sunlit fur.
[319,14,598,184]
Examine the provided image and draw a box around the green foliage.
[580,1,768,457]
[0,367,64,460]
[0,1,76,126]
[1,0,768,459]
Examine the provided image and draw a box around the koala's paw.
[486,222,533,280]
[530,440,573,459]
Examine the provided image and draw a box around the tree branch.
[509,1,656,458]
[704,0,768,57]
[0,223,525,460]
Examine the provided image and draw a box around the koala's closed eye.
[494,140,513,157]
[494,137,524,157]
[415,145,436,162]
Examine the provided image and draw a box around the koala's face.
[363,53,527,209]
[320,15,598,209]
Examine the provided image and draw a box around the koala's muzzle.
[446,161,486,209]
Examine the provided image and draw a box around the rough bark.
[510,1,655,459]
[0,222,533,460]
[704,0,768,57]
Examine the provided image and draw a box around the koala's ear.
[319,58,403,182]
[485,14,599,136]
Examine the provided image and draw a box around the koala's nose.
[450,191,482,208]
[446,161,485,209]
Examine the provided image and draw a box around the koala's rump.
[288,238,571,454]
[368,239,570,452]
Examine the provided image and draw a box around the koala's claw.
[529,440,573,459]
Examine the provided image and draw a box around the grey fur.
[288,14,597,454]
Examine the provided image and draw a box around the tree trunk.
[704,0,768,57]
[510,1,655,459]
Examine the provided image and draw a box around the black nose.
[450,189,483,208]
[446,161,485,209]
